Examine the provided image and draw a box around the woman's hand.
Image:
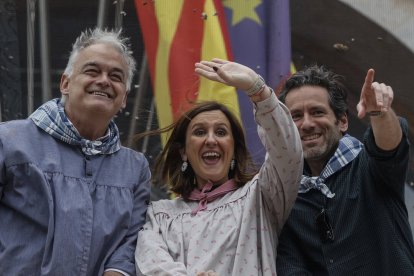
[195,58,258,92]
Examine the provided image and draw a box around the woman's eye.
[193,129,205,136]
[216,129,227,136]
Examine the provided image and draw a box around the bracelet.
[245,74,266,97]
[250,84,266,97]
[368,111,382,116]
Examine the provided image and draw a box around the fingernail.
[213,66,218,72]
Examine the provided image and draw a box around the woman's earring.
[230,159,235,171]
[181,161,188,172]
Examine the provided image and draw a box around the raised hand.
[195,58,258,92]
[356,69,394,118]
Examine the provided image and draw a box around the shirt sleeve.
[253,92,303,233]
[104,268,129,276]
[135,204,188,276]
[104,155,152,275]
[364,117,410,196]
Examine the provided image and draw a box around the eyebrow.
[290,104,328,112]
[190,122,230,129]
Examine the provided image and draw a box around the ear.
[179,148,187,161]
[121,91,128,109]
[338,113,349,133]
[60,74,70,96]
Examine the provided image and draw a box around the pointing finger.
[361,69,375,97]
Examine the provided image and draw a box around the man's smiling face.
[285,85,348,165]
[60,43,129,121]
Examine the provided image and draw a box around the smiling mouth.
[202,151,221,163]
[302,133,321,141]
[89,91,112,99]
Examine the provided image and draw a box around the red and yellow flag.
[135,0,291,164]
[135,1,239,140]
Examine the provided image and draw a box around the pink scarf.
[187,179,238,215]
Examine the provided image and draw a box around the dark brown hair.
[278,65,349,120]
[137,101,257,199]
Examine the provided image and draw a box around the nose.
[205,132,218,146]
[96,73,110,87]
[300,113,315,131]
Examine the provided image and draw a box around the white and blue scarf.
[299,134,363,198]
[29,98,120,155]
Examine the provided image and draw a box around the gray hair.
[63,28,136,92]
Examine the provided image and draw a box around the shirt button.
[86,171,93,177]
[329,259,334,264]
[85,156,90,160]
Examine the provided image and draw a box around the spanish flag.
[135,0,291,164]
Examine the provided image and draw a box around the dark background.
[1,0,413,206]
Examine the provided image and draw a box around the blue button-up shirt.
[0,119,151,275]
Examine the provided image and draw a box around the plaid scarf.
[29,98,121,155]
[299,134,363,198]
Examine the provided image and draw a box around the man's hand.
[356,68,402,150]
[356,68,394,118]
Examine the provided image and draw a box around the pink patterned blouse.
[135,93,303,276]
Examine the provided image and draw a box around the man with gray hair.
[0,28,151,275]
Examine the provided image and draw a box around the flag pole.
[114,0,125,31]
[140,97,154,155]
[26,0,36,114]
[38,0,52,103]
[96,0,108,29]
[126,54,149,148]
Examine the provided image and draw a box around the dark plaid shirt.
[277,118,414,276]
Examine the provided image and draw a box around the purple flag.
[223,0,292,164]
